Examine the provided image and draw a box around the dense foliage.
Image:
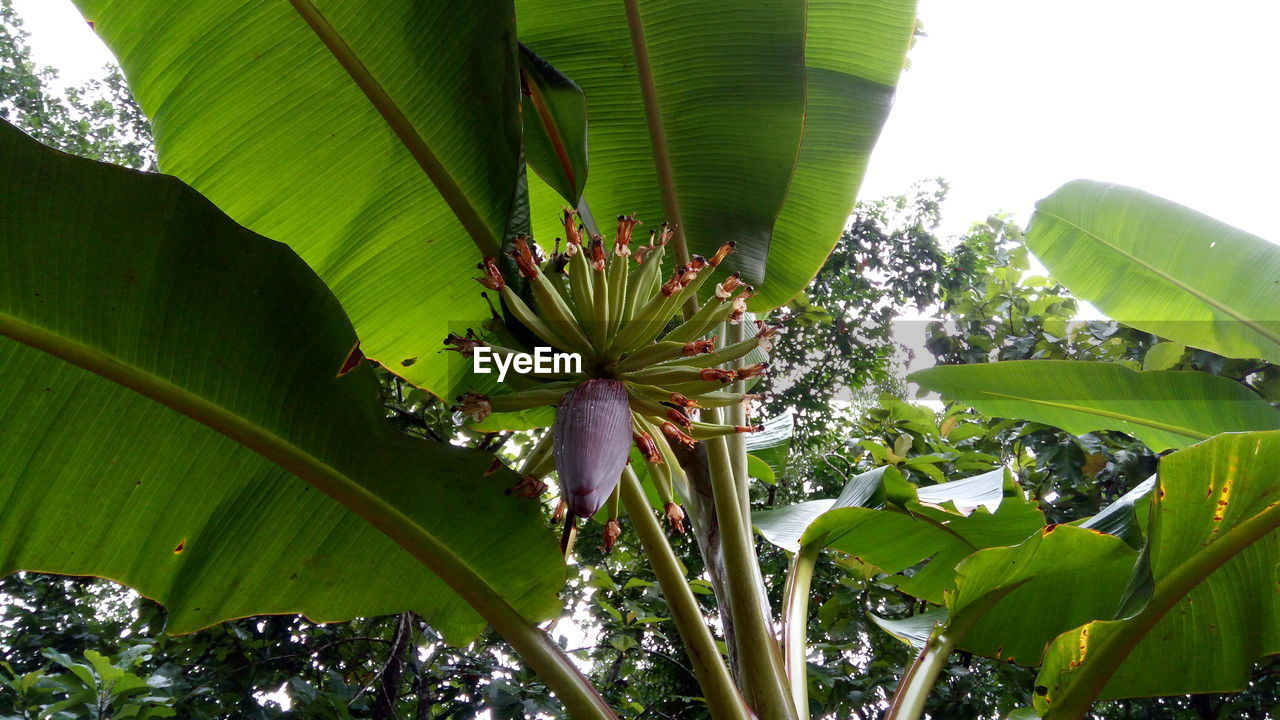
[2,3,1277,719]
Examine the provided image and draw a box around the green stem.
[883,632,959,720]
[704,421,798,720]
[780,545,819,719]
[620,468,750,720]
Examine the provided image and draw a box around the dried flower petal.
[635,431,662,463]
[664,503,686,534]
[709,241,736,267]
[715,272,743,300]
[589,237,607,271]
[602,519,622,552]
[443,330,484,357]
[453,393,492,421]
[660,421,696,448]
[682,338,716,356]
[563,209,583,246]
[699,368,736,383]
[507,474,548,499]
[511,236,539,279]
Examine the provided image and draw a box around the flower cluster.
[449,211,777,547]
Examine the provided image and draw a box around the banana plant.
[5,1,1274,718]
[877,184,1280,717]
[0,0,918,718]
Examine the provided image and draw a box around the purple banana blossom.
[554,379,631,519]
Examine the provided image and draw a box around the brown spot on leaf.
[401,357,418,367]
[173,540,186,554]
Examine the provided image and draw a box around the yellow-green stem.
[620,468,750,720]
[704,418,798,720]
[781,545,819,719]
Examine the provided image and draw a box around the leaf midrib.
[1037,208,1280,352]
[950,387,1209,442]
[286,0,501,255]
[1045,498,1280,716]
[0,311,504,618]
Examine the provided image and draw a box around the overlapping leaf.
[912,361,1280,451]
[518,0,917,309]
[759,0,918,308]
[1028,180,1280,363]
[0,121,563,644]
[73,0,524,398]
[754,467,1044,602]
[516,0,805,286]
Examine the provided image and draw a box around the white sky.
[12,0,1280,241]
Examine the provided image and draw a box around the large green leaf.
[758,0,918,309]
[945,526,1137,665]
[72,0,524,398]
[1034,432,1280,716]
[754,467,1045,602]
[1028,180,1280,363]
[0,121,563,644]
[517,0,915,308]
[912,361,1280,451]
[517,0,805,287]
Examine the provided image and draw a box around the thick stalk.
[620,468,750,720]
[674,443,739,670]
[621,10,784,712]
[704,419,798,720]
[780,545,819,718]
[483,600,618,719]
[883,632,959,720]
